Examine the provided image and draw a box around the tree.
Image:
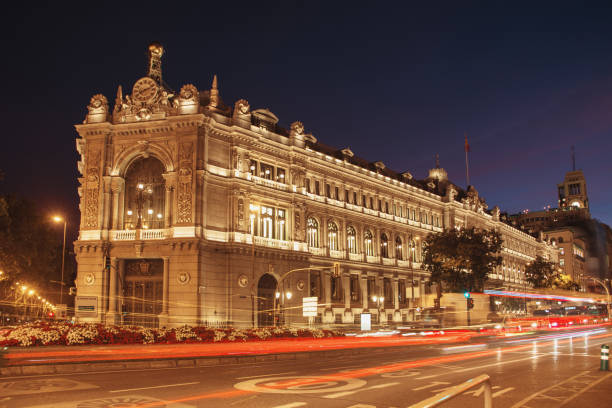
[525,256,557,288]
[0,195,61,288]
[423,227,503,294]
[552,274,581,291]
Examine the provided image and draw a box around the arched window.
[364,230,374,256]
[123,157,166,230]
[328,221,338,251]
[347,226,357,254]
[409,239,416,261]
[307,217,319,248]
[558,237,564,243]
[395,236,403,260]
[380,233,389,258]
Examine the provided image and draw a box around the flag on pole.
[464,133,470,153]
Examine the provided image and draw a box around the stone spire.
[147,42,164,83]
[209,74,219,108]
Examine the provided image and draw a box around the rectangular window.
[362,195,367,207]
[335,186,339,200]
[260,163,273,180]
[249,160,258,175]
[385,202,389,214]
[367,277,376,300]
[345,189,349,202]
[326,184,331,198]
[305,178,311,193]
[378,199,382,211]
[350,275,360,302]
[276,168,286,183]
[398,280,407,306]
[353,192,357,204]
[315,180,320,195]
[370,197,374,209]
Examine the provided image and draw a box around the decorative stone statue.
[86,94,109,123]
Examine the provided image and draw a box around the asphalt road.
[1,328,612,408]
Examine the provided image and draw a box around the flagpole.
[464,133,470,187]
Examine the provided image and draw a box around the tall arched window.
[347,226,357,254]
[123,157,166,230]
[380,233,389,258]
[395,236,403,260]
[307,217,319,248]
[409,239,416,261]
[364,230,374,256]
[328,221,338,251]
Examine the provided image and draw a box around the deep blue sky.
[2,1,612,241]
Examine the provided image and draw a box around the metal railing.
[409,374,492,408]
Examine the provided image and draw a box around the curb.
[0,344,394,377]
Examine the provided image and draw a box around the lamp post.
[52,216,67,306]
[585,277,611,319]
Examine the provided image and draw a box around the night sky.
[2,1,612,243]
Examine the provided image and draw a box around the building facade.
[73,44,557,328]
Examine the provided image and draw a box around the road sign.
[75,296,98,318]
[302,297,318,317]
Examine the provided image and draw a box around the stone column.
[393,278,401,322]
[111,178,124,230]
[164,186,173,228]
[159,256,170,327]
[106,257,118,324]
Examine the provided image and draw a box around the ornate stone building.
[74,43,557,328]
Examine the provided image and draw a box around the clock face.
[132,77,158,103]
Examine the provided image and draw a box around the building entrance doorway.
[122,259,163,328]
[257,274,277,327]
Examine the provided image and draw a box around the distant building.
[73,43,558,328]
[510,166,612,293]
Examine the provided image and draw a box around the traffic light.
[463,291,471,298]
[332,262,340,276]
[467,298,474,309]
[47,311,55,318]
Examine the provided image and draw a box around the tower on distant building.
[557,148,588,210]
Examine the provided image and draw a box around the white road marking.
[323,382,400,399]
[109,381,199,393]
[415,355,543,380]
[510,371,590,408]
[558,372,612,407]
[271,403,307,408]
[412,381,450,391]
[236,371,297,379]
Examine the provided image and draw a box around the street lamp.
[52,215,67,306]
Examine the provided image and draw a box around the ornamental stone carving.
[86,94,109,123]
[177,142,194,224]
[84,150,101,229]
[179,84,199,114]
[290,121,304,136]
[234,99,250,115]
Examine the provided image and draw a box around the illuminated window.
[307,217,319,248]
[276,168,286,183]
[123,157,166,230]
[395,236,403,260]
[364,230,374,256]
[380,233,389,258]
[350,275,360,302]
[260,163,273,180]
[347,226,357,254]
[249,160,258,176]
[328,221,338,251]
[249,204,287,241]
